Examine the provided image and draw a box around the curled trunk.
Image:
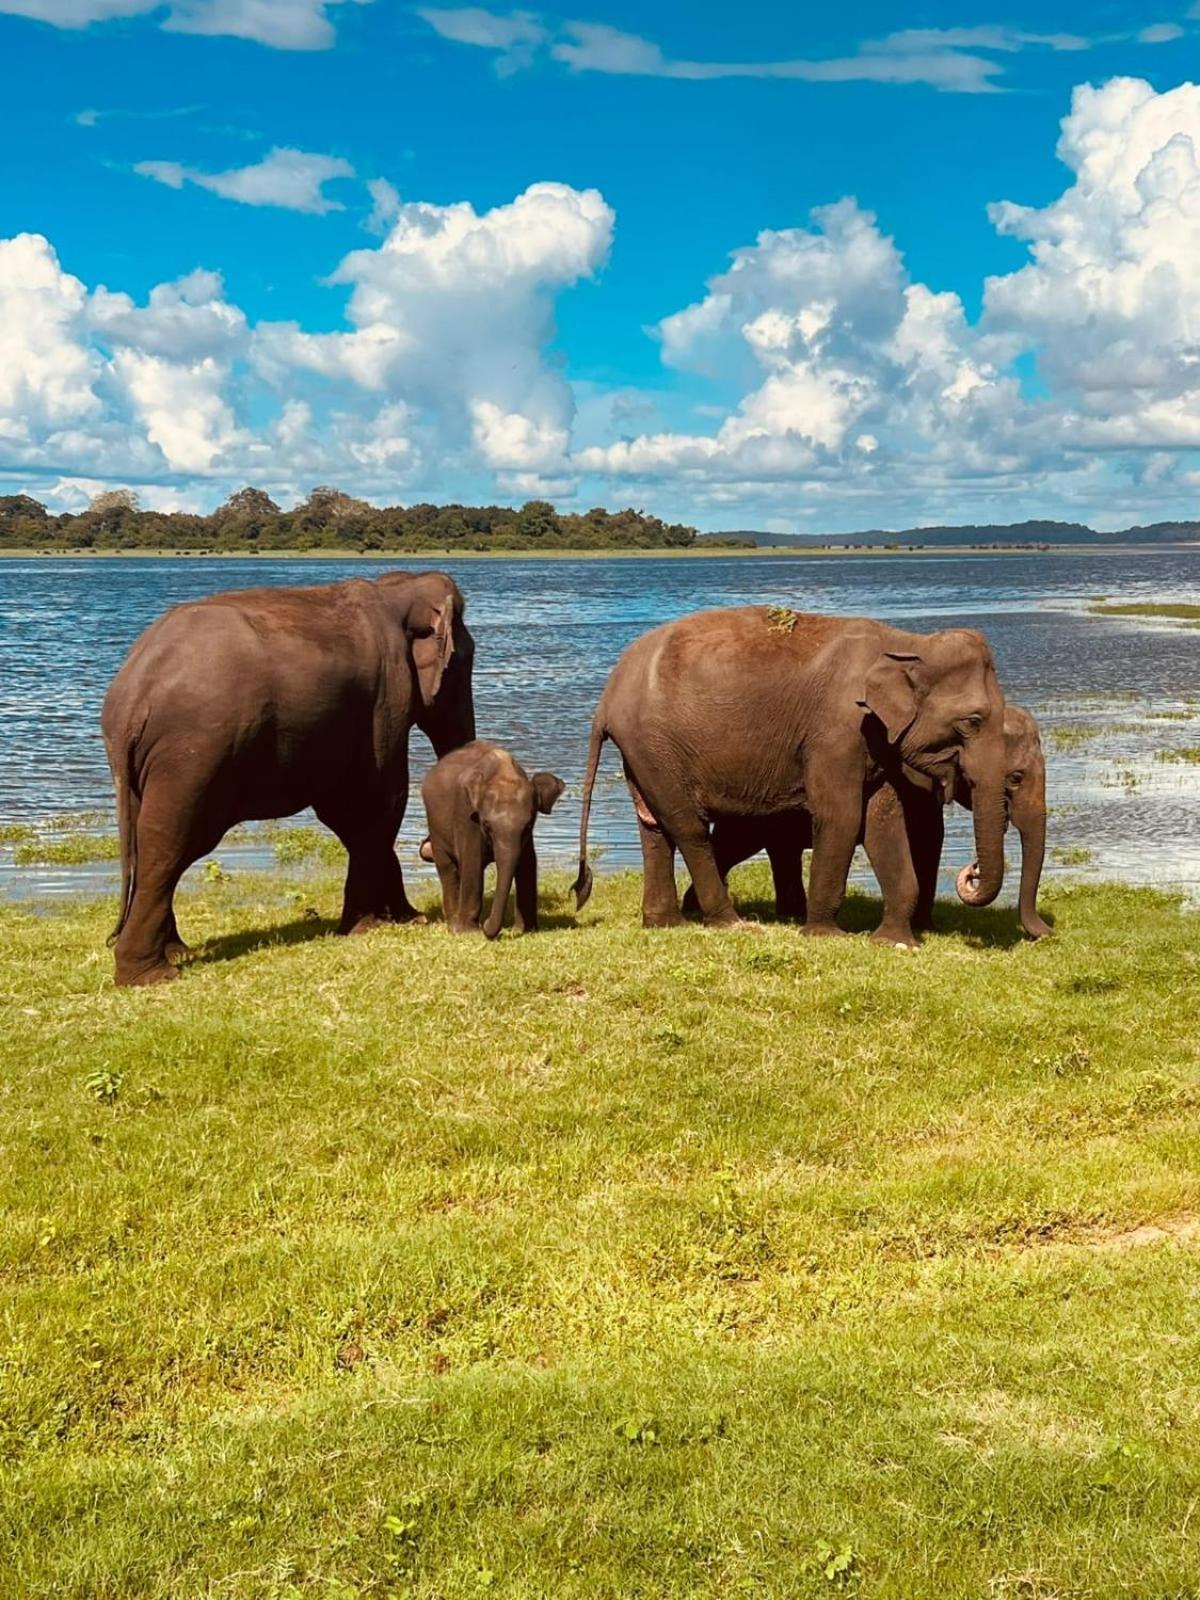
[955,785,1007,908]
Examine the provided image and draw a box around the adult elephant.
[680,705,1050,944]
[102,570,475,986]
[572,606,1010,934]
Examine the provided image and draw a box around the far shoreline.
[2,542,1199,561]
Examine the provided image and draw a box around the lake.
[2,549,1198,906]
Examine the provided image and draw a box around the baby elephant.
[420,741,565,937]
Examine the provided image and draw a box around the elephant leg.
[624,768,682,928]
[320,817,424,933]
[909,793,944,933]
[316,783,425,931]
[862,786,920,948]
[681,816,759,917]
[163,908,192,965]
[672,819,740,928]
[638,814,682,928]
[429,842,462,928]
[447,828,485,934]
[803,769,865,937]
[513,841,538,935]
[764,813,808,921]
[113,781,220,986]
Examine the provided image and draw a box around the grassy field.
[2,866,1199,1599]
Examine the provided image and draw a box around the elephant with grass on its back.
[102,570,475,986]
[573,605,1013,936]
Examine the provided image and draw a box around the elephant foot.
[1021,913,1053,940]
[164,938,193,965]
[871,924,919,949]
[642,909,683,929]
[703,907,743,929]
[116,958,180,988]
[801,920,847,938]
[449,919,485,935]
[390,903,428,926]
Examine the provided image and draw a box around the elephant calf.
[681,705,1050,944]
[420,741,565,937]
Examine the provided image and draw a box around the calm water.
[2,550,1198,904]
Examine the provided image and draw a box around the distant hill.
[704,520,1200,549]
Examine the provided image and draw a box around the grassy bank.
[2,868,1199,1598]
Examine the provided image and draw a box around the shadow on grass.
[192,899,591,966]
[194,914,339,967]
[694,889,1048,949]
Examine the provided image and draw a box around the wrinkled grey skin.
[102,571,475,986]
[682,705,1050,944]
[420,741,565,938]
[573,606,1011,936]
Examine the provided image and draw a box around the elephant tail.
[107,740,141,947]
[571,710,607,910]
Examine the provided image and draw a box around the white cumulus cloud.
[135,147,355,213]
[0,180,612,506]
[985,78,1200,449]
[0,0,369,48]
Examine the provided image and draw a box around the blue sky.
[2,1,1200,531]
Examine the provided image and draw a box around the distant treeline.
[727,518,1200,549]
[0,487,708,553]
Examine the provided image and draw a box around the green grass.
[1155,746,1200,766]
[2,868,1199,1598]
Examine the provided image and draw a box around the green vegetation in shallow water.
[12,831,120,866]
[1044,721,1145,750]
[262,822,347,867]
[1050,845,1094,866]
[1156,746,1200,765]
[1088,601,1200,620]
[2,868,1199,1598]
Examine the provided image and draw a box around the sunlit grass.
[2,869,1199,1598]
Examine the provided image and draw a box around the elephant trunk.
[1012,773,1051,939]
[956,782,1007,908]
[483,839,519,940]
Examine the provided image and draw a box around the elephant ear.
[532,772,566,815]
[858,651,923,745]
[409,596,455,707]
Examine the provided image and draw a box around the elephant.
[572,606,1011,935]
[419,741,565,938]
[679,705,1050,944]
[101,570,476,986]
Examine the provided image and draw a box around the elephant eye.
[1007,769,1025,787]
[958,714,985,737]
